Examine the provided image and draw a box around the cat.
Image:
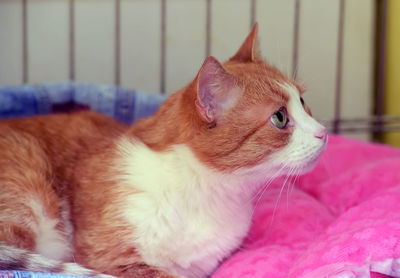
[0,23,327,278]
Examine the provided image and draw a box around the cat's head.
[185,23,327,176]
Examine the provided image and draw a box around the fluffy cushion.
[213,135,400,278]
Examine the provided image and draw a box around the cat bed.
[1,84,400,278]
[213,135,400,278]
[0,271,88,278]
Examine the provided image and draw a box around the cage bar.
[115,0,121,86]
[160,0,166,94]
[69,0,75,81]
[22,0,28,83]
[292,0,300,79]
[250,0,256,29]
[376,0,388,134]
[333,0,345,134]
[206,0,211,57]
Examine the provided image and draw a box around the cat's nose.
[314,128,328,140]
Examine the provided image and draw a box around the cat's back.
[0,111,127,187]
[0,111,126,155]
[0,111,125,138]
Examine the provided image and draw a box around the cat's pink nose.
[315,128,328,140]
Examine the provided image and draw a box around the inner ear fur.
[195,56,239,124]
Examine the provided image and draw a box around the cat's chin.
[297,154,322,174]
[295,137,328,174]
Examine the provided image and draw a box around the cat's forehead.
[225,61,302,104]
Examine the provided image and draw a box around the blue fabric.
[0,83,166,124]
[0,271,99,278]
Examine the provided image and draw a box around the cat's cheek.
[299,155,321,174]
[284,125,295,134]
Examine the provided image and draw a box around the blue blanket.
[0,83,166,278]
[0,271,96,278]
[0,82,166,124]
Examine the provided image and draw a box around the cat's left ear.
[195,56,240,124]
[230,23,261,62]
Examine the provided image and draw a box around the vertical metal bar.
[115,0,121,87]
[205,0,211,57]
[250,0,256,29]
[377,0,388,133]
[22,0,28,83]
[160,0,166,94]
[292,0,300,79]
[333,0,345,134]
[69,0,75,81]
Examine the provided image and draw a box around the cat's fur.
[0,24,327,278]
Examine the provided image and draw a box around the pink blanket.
[213,135,400,278]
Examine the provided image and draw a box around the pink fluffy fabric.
[212,135,400,278]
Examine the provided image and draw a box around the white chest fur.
[115,138,254,278]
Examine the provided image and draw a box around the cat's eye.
[270,108,288,129]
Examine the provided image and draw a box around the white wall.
[0,0,375,136]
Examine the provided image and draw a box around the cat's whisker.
[292,166,301,193]
[250,161,289,203]
[294,166,302,188]
[286,166,298,209]
[251,173,277,203]
[250,162,290,219]
[269,166,294,227]
[253,162,289,200]
[250,175,280,219]
[288,166,302,203]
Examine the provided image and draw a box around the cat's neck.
[118,137,251,196]
[128,89,197,152]
[114,138,255,276]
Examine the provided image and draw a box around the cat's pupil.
[277,111,284,121]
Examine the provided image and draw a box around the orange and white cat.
[0,24,327,278]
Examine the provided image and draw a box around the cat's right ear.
[195,56,239,124]
[230,23,261,62]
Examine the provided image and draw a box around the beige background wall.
[0,0,375,135]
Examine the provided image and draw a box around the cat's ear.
[230,23,261,62]
[195,56,239,123]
